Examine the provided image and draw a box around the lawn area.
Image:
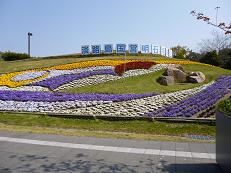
[0,54,165,74]
[0,112,215,141]
[61,64,231,94]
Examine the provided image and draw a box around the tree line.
[171,31,231,70]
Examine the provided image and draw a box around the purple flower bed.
[0,90,156,102]
[145,76,231,118]
[29,69,116,90]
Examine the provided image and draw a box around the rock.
[157,76,175,86]
[163,67,187,82]
[187,72,205,83]
[172,65,185,72]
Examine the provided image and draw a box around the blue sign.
[81,45,90,55]
[104,44,113,54]
[160,46,166,56]
[168,49,173,58]
[151,45,159,54]
[81,44,172,58]
[128,44,138,54]
[116,44,126,54]
[141,44,151,54]
[91,45,101,54]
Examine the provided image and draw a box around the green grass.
[0,112,215,138]
[62,64,231,94]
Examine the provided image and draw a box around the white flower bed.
[55,74,120,91]
[12,71,47,81]
[0,86,49,92]
[0,100,112,112]
[55,64,174,91]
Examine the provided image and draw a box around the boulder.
[163,67,187,82]
[187,72,205,83]
[157,76,175,86]
[172,65,185,72]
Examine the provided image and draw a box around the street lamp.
[215,6,220,25]
[28,32,33,56]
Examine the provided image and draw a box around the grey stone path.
[0,131,222,173]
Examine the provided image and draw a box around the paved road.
[0,131,221,173]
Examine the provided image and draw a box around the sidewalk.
[0,131,221,173]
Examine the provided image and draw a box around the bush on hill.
[2,52,31,61]
[219,48,231,69]
[218,99,231,116]
[200,51,223,66]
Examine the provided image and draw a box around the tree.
[200,50,222,66]
[219,48,231,69]
[171,45,188,59]
[186,50,202,62]
[223,58,231,69]
[198,31,231,53]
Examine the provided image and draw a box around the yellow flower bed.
[0,70,49,88]
[45,60,135,70]
[45,59,210,71]
[153,60,212,66]
[0,59,211,88]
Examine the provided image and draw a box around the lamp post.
[215,6,220,25]
[28,32,33,56]
[124,51,126,72]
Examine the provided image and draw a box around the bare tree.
[198,30,231,53]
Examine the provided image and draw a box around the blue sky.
[0,0,230,57]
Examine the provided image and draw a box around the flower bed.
[0,81,213,116]
[145,76,231,118]
[0,59,210,88]
[34,66,114,83]
[0,70,49,88]
[55,64,173,91]
[47,60,134,70]
[0,59,228,119]
[65,82,213,116]
[0,90,156,102]
[29,69,116,90]
[12,71,47,81]
[114,61,155,76]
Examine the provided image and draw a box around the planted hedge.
[218,99,231,116]
[1,52,30,61]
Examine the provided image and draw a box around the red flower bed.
[114,61,156,76]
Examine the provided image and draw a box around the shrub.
[200,51,222,66]
[217,99,231,116]
[2,52,31,61]
[223,58,231,70]
[186,51,202,62]
[171,45,188,59]
[114,61,156,76]
[219,48,231,69]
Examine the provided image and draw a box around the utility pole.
[28,32,33,56]
[215,6,220,25]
